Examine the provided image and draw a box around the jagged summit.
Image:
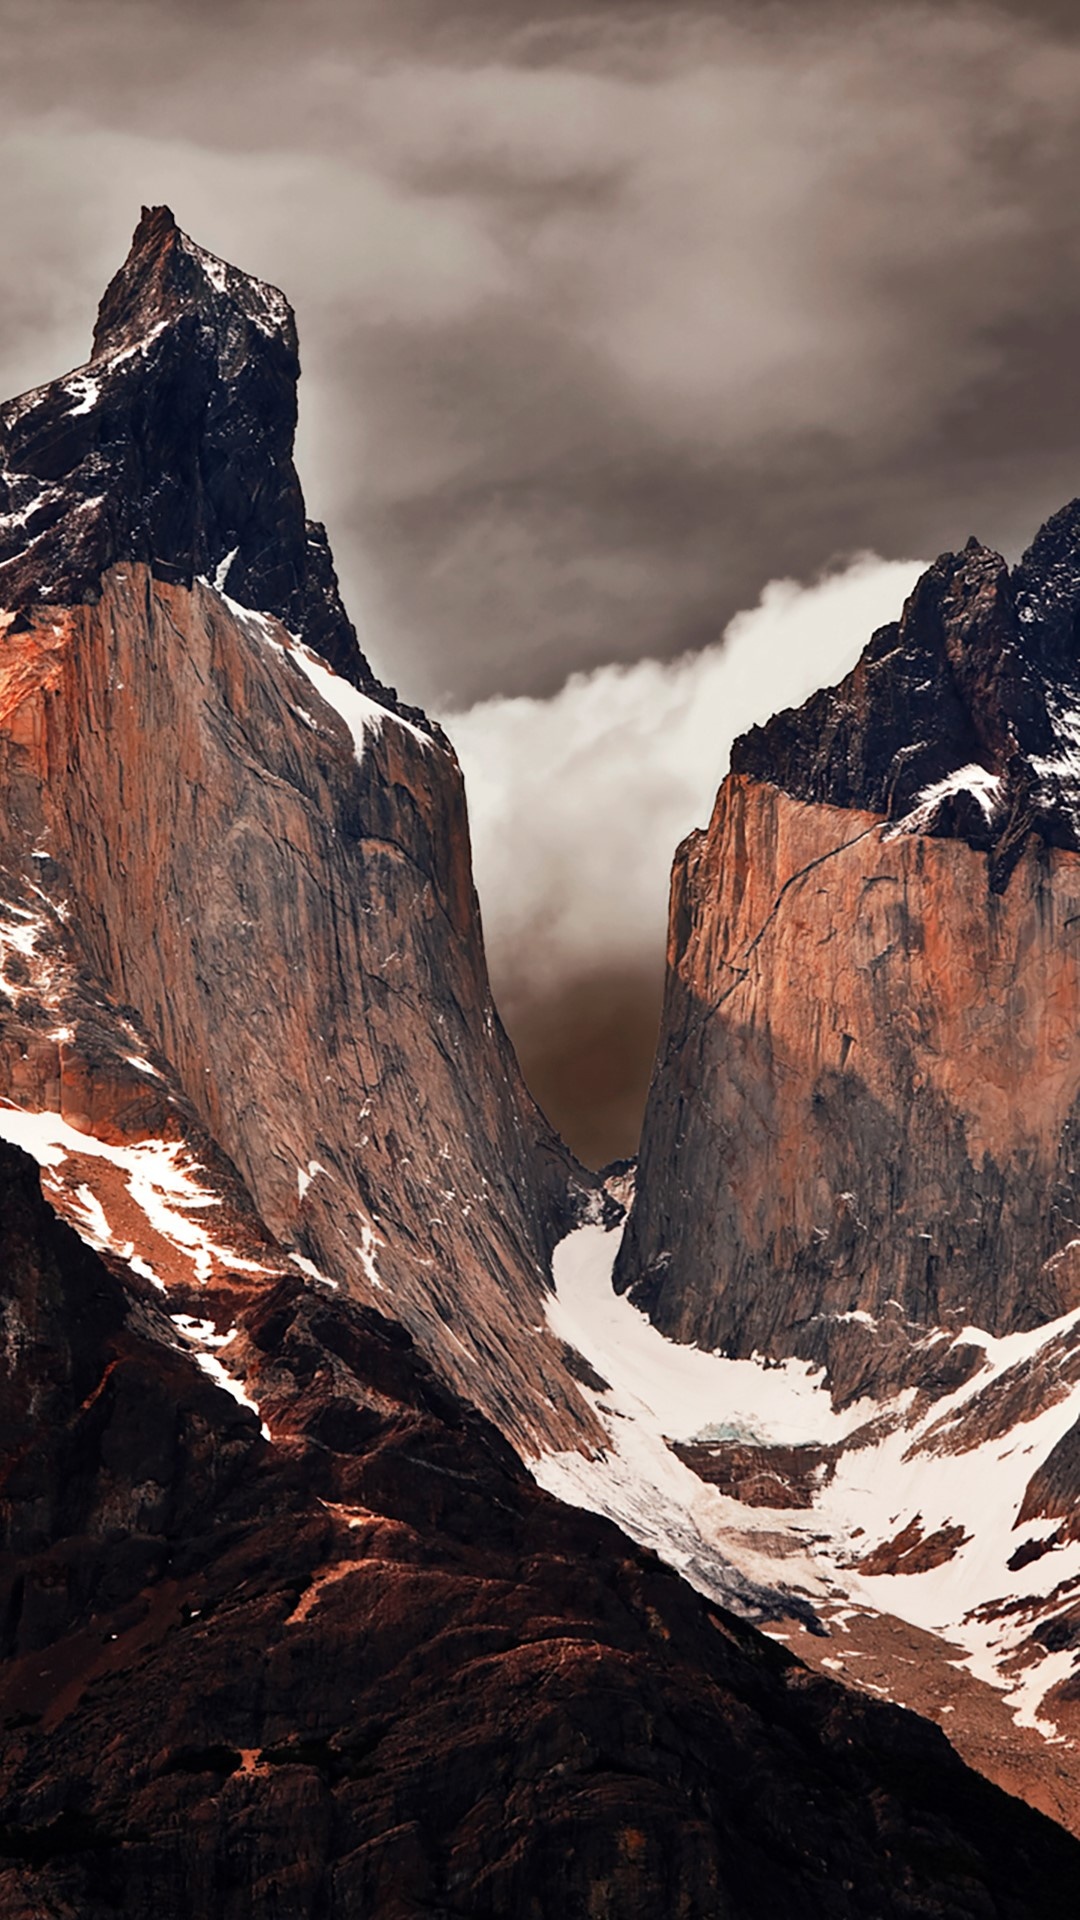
[0,207,421,714]
[92,205,297,363]
[733,511,1080,888]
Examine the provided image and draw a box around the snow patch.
[533,1225,861,1613]
[169,1313,270,1440]
[289,1252,339,1291]
[1030,696,1080,803]
[0,1106,273,1286]
[355,1217,385,1291]
[193,1353,269,1438]
[538,1223,1080,1739]
[886,764,1003,838]
[178,232,292,341]
[297,1159,327,1202]
[213,547,239,592]
[199,576,430,759]
[125,1054,161,1079]
[288,642,431,759]
[63,372,100,417]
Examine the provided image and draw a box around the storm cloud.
[4,0,1080,1154]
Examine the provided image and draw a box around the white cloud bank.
[446,554,925,1015]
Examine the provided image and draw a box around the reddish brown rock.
[671,1439,838,1509]
[619,770,1080,1391]
[618,517,1080,1392]
[855,1517,971,1577]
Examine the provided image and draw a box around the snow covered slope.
[538,1222,1080,1762]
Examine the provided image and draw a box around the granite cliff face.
[0,206,598,1456]
[620,527,1080,1390]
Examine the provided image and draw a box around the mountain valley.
[3,208,1080,1913]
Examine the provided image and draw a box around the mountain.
[618,528,1080,1378]
[5,207,1080,1913]
[0,203,604,1458]
[604,520,1080,1803]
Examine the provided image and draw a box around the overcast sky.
[5,0,1080,1159]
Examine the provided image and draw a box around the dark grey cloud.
[4,0,1080,701]
[4,0,1080,1153]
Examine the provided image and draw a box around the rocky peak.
[91,204,298,364]
[732,511,1080,887]
[0,206,419,711]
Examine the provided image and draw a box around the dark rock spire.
[732,514,1080,888]
[0,206,407,706]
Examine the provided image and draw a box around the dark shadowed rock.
[730,529,1080,889]
[2,1143,1079,1920]
[0,205,403,703]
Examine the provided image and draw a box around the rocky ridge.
[0,206,399,701]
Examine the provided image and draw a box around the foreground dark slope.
[3,1142,1080,1920]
